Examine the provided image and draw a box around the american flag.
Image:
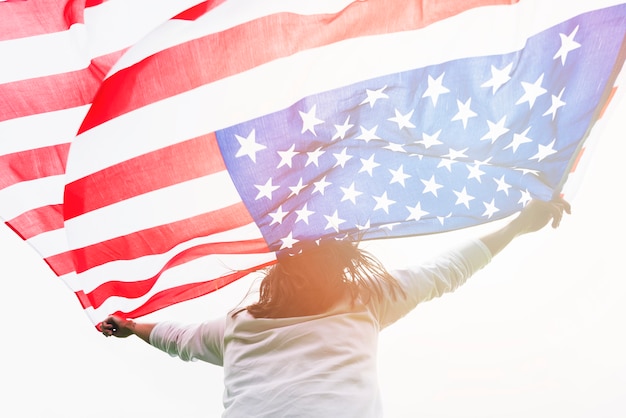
[1,0,625,325]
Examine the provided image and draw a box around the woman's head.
[243,239,404,318]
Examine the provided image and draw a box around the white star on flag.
[452,98,478,128]
[554,25,581,65]
[481,63,513,94]
[516,74,548,108]
[236,130,266,162]
[361,86,389,108]
[300,104,324,135]
[388,109,416,129]
[255,178,280,200]
[422,73,450,106]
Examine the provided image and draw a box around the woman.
[101,198,570,417]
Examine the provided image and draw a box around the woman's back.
[222,302,383,417]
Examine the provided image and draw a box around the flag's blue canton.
[216,5,625,253]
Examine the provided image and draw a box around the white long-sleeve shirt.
[150,239,492,417]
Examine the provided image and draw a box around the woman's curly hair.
[241,239,405,318]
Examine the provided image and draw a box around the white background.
[1,86,625,417]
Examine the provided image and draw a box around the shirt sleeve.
[373,239,492,329]
[149,317,226,366]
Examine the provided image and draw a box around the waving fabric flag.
[0,0,202,311]
[1,0,625,325]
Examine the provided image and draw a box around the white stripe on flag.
[64,171,241,249]
[0,106,89,156]
[0,25,89,84]
[26,228,69,259]
[83,0,204,59]
[107,0,358,76]
[66,94,216,182]
[0,175,64,221]
[106,19,198,79]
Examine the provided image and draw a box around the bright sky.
[1,79,625,418]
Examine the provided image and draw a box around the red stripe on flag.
[83,238,270,309]
[0,52,124,122]
[112,259,276,319]
[172,0,226,21]
[78,0,514,134]
[64,133,224,220]
[85,0,106,7]
[43,251,76,277]
[0,0,81,41]
[75,289,93,310]
[69,201,257,273]
[0,143,69,190]
[598,86,618,119]
[569,147,586,173]
[63,0,88,26]
[6,204,64,240]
